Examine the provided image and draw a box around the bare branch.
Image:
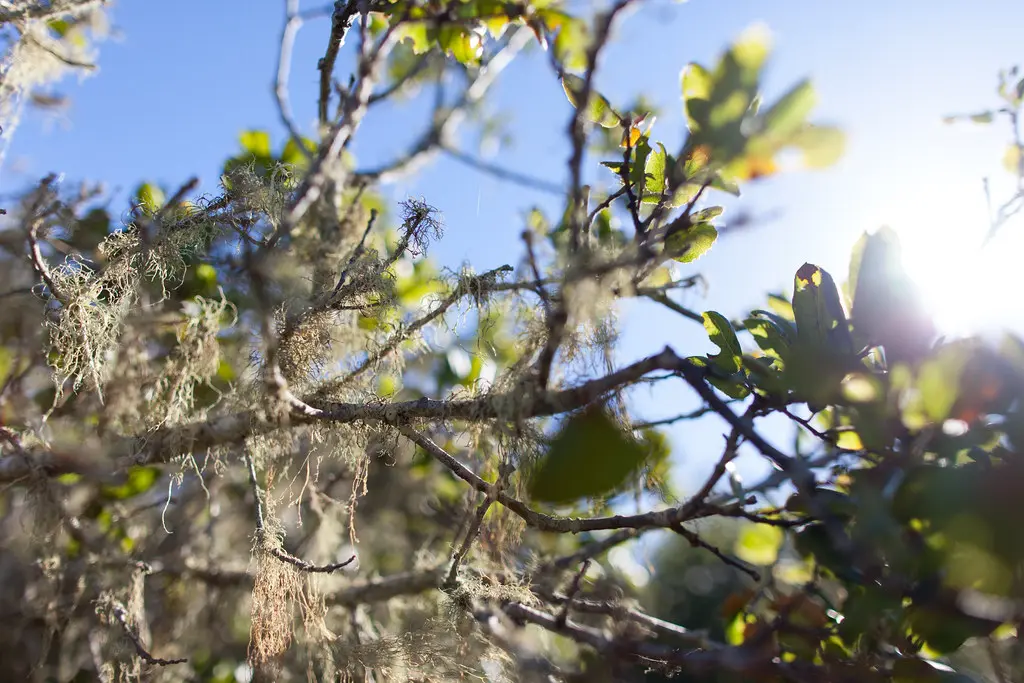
[328,566,446,607]
[273,17,397,247]
[274,0,314,162]
[356,27,532,184]
[0,346,704,482]
[396,425,758,535]
[317,0,360,127]
[111,601,188,667]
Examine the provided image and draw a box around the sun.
[889,208,1024,338]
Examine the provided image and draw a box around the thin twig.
[25,34,95,69]
[642,290,703,323]
[272,15,398,246]
[111,601,188,666]
[444,461,509,588]
[367,52,432,105]
[340,263,513,383]
[543,529,640,573]
[27,217,66,304]
[555,559,590,627]
[396,424,757,535]
[243,449,357,573]
[672,524,760,581]
[442,146,564,195]
[631,404,720,429]
[356,28,532,183]
[274,0,314,162]
[154,176,198,222]
[329,207,377,299]
[586,186,628,230]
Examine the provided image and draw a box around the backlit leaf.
[917,342,971,422]
[1003,144,1021,174]
[642,142,667,202]
[703,311,742,374]
[562,74,622,128]
[850,228,935,364]
[744,315,792,358]
[790,125,846,168]
[762,79,816,139]
[793,263,853,354]
[735,523,783,565]
[396,22,431,54]
[240,130,272,158]
[666,222,718,263]
[681,63,713,101]
[135,183,165,213]
[529,407,649,504]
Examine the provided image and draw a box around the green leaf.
[710,173,742,196]
[750,308,798,339]
[437,25,482,65]
[1003,144,1021,174]
[734,523,783,565]
[709,373,751,399]
[101,466,161,501]
[685,98,712,132]
[600,160,623,175]
[892,658,983,683]
[794,523,858,581]
[689,356,750,399]
[792,263,853,354]
[916,343,971,422]
[47,19,71,37]
[281,136,317,167]
[850,228,935,364]
[561,74,621,129]
[551,14,589,72]
[762,79,816,139]
[744,316,791,359]
[906,606,998,655]
[642,142,667,202]
[703,311,742,374]
[628,136,653,189]
[528,407,649,505]
[691,206,724,222]
[134,183,165,213]
[239,130,272,158]
[767,293,795,320]
[789,125,846,168]
[665,222,718,263]
[743,354,786,394]
[681,63,713,101]
[396,22,431,54]
[729,24,772,73]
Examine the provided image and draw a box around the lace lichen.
[46,212,220,402]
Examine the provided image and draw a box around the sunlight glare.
[873,194,1024,337]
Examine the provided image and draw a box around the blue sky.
[7,0,1024,494]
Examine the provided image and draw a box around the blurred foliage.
[0,2,1021,682]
